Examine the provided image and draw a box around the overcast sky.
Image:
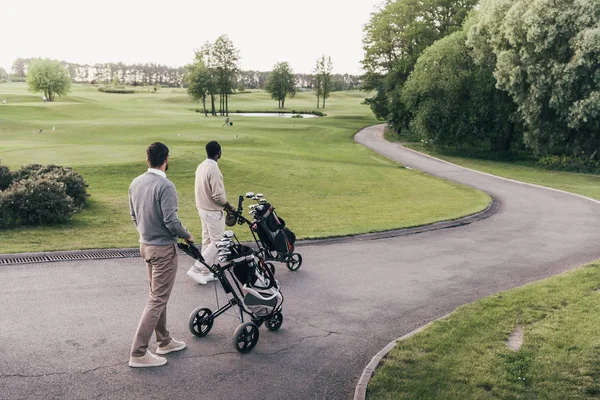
[1,0,383,75]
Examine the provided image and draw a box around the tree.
[402,29,521,151]
[265,62,296,108]
[312,61,323,108]
[195,42,219,115]
[361,0,479,131]
[468,0,600,158]
[312,56,333,108]
[11,58,27,77]
[185,57,214,116]
[26,59,71,102]
[0,67,7,80]
[211,35,240,116]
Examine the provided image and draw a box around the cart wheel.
[233,322,259,353]
[189,307,213,337]
[266,312,283,331]
[266,262,275,275]
[286,253,302,271]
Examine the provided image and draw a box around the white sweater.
[195,159,228,211]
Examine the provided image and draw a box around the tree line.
[362,0,600,163]
[10,56,361,93]
[185,35,343,115]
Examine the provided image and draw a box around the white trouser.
[197,209,225,268]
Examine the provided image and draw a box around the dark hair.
[146,142,169,168]
[206,141,221,158]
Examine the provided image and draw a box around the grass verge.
[367,261,600,399]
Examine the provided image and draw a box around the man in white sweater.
[187,141,236,284]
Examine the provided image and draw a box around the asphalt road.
[2,124,600,400]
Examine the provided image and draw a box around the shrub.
[537,155,600,174]
[0,164,12,190]
[12,164,89,207]
[0,178,74,227]
[98,86,135,94]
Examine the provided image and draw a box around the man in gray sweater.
[128,142,195,368]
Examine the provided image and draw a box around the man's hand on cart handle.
[185,234,195,244]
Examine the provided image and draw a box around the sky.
[1,0,384,75]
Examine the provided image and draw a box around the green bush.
[8,76,26,83]
[537,155,600,174]
[0,178,74,227]
[12,164,89,207]
[0,164,12,190]
[98,86,135,94]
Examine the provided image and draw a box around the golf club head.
[249,210,256,215]
[256,205,264,212]
[259,199,267,204]
[245,192,254,198]
[218,256,228,263]
[223,230,235,238]
[255,193,263,198]
[251,196,259,201]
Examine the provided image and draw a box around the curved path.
[2,124,600,400]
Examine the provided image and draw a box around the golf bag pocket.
[272,228,295,255]
[242,285,283,317]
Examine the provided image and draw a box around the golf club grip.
[237,195,243,210]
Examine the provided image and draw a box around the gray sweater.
[128,171,190,245]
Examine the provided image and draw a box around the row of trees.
[10,57,360,93]
[186,35,339,113]
[185,35,240,116]
[362,0,600,160]
[12,58,185,87]
[237,70,360,91]
[262,55,335,109]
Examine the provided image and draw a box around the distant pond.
[232,113,319,118]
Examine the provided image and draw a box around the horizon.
[2,0,383,76]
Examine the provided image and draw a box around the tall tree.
[321,56,333,108]
[361,0,478,131]
[211,35,240,116]
[185,57,214,116]
[468,0,600,158]
[312,58,323,108]
[265,62,297,108]
[0,67,8,80]
[402,29,520,151]
[26,59,71,101]
[11,58,28,77]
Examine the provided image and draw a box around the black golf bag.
[252,203,296,257]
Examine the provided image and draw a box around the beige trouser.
[198,209,225,267]
[130,243,177,357]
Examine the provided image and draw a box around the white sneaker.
[129,351,167,368]
[156,338,186,355]
[187,267,207,284]
[202,271,217,282]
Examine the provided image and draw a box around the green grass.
[385,128,600,201]
[0,83,490,253]
[367,262,600,399]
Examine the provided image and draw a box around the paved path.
[2,124,600,400]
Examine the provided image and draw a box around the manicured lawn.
[0,83,490,253]
[367,261,600,399]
